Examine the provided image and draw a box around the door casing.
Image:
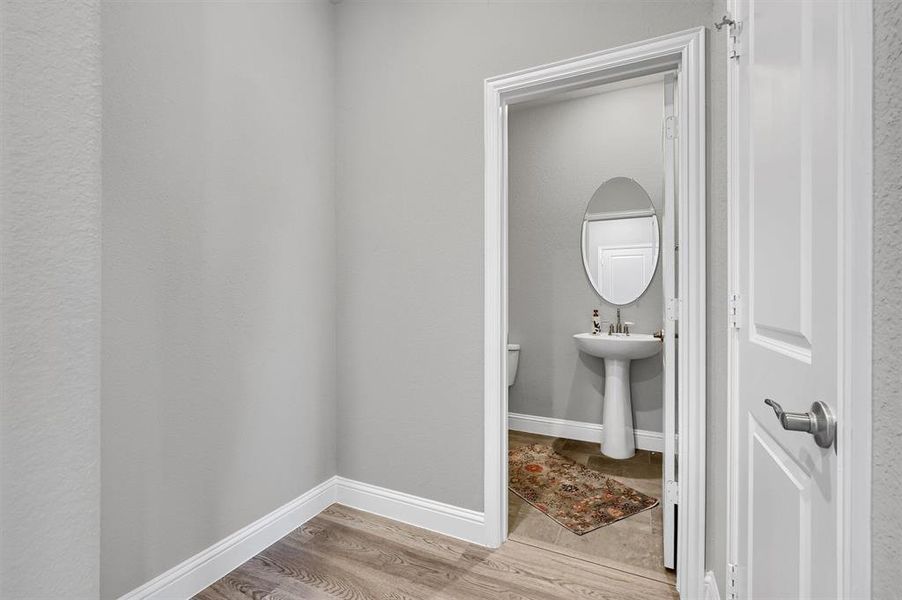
[724,0,873,597]
[483,27,707,598]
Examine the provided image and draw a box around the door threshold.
[506,532,676,587]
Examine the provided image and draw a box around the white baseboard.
[703,571,721,600]
[334,476,486,546]
[508,412,664,453]
[118,476,338,600]
[119,476,487,599]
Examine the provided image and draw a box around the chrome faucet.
[610,308,631,335]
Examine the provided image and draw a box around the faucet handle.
[623,321,634,335]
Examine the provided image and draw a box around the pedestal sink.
[573,332,663,459]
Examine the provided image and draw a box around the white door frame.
[483,27,707,597]
[724,0,873,597]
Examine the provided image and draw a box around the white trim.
[839,0,872,597]
[661,70,679,571]
[334,477,486,546]
[703,571,722,600]
[118,477,489,599]
[485,27,707,598]
[508,412,664,452]
[725,1,741,594]
[585,208,656,221]
[724,1,873,597]
[117,476,338,600]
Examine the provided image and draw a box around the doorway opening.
[506,70,678,585]
[483,28,706,598]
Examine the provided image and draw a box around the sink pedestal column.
[601,358,635,459]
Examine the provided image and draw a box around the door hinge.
[715,16,743,60]
[727,562,740,599]
[728,21,743,60]
[666,297,681,322]
[665,480,680,505]
[665,115,678,140]
[729,293,742,329]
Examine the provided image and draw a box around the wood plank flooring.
[195,504,677,600]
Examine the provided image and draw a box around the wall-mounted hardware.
[714,15,743,60]
[713,15,735,30]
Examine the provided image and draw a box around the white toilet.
[507,343,520,387]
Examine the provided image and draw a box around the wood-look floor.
[195,504,678,600]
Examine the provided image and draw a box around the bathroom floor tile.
[586,449,654,471]
[509,430,558,450]
[614,475,661,499]
[508,493,564,546]
[552,518,672,584]
[559,438,601,454]
[508,430,672,584]
[651,505,664,534]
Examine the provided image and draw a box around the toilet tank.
[507,343,520,387]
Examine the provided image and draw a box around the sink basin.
[573,332,662,360]
[573,332,663,459]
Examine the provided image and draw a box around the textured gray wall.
[101,2,337,596]
[335,0,723,519]
[872,0,902,596]
[508,83,666,432]
[0,1,102,598]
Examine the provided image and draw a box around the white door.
[661,72,677,572]
[599,245,654,305]
[733,0,843,597]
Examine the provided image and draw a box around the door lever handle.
[764,399,812,432]
[764,398,836,449]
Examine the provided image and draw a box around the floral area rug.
[509,443,659,535]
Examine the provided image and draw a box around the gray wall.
[101,2,336,597]
[508,82,666,432]
[0,2,102,598]
[334,0,724,529]
[872,0,902,596]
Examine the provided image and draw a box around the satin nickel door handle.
[764,398,836,449]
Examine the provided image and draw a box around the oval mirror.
[580,177,660,305]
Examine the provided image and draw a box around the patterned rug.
[509,443,659,535]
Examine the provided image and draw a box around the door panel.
[601,246,654,304]
[748,0,813,359]
[735,0,841,597]
[748,417,811,598]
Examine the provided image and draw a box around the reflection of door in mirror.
[582,197,659,305]
[598,243,655,305]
